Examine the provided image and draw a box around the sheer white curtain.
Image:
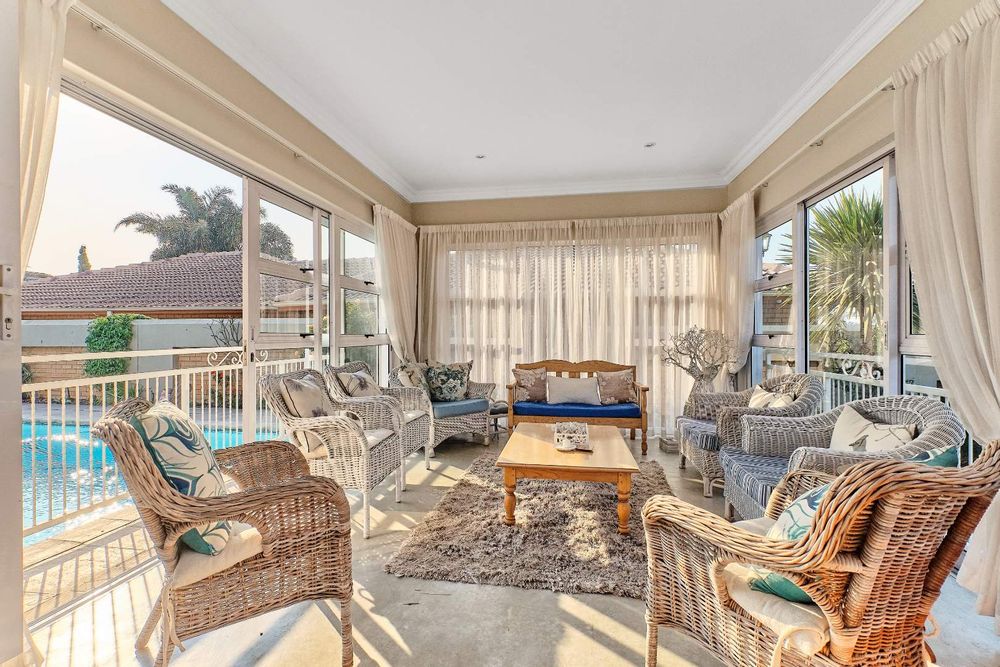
[719,191,755,377]
[418,215,719,435]
[20,0,75,278]
[374,205,418,362]
[892,0,1000,631]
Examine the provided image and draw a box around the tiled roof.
[22,251,243,311]
[22,251,378,312]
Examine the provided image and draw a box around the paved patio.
[25,434,1000,666]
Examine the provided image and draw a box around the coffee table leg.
[617,473,632,535]
[503,468,517,526]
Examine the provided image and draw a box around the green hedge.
[83,314,148,377]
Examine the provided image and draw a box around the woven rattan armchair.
[723,395,966,520]
[92,398,353,667]
[324,361,434,477]
[260,369,402,538]
[676,374,823,497]
[644,439,1000,667]
[388,366,494,450]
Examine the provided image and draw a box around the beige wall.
[728,0,980,216]
[411,187,726,225]
[65,0,411,224]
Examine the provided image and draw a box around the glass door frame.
[242,177,330,438]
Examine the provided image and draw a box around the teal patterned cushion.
[424,361,472,402]
[910,445,961,467]
[748,483,829,604]
[130,401,231,555]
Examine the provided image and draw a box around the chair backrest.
[324,361,374,400]
[824,394,965,451]
[513,359,636,380]
[759,373,823,408]
[92,398,188,572]
[788,439,1000,662]
[258,368,332,435]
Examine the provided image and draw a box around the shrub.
[83,314,148,379]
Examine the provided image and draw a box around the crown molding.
[162,0,419,202]
[166,0,921,203]
[720,0,923,182]
[411,173,726,203]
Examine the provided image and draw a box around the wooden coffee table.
[496,423,641,535]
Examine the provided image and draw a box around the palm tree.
[805,189,884,358]
[117,184,293,261]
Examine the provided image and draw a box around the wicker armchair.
[723,395,966,521]
[644,439,1000,667]
[388,366,494,450]
[260,369,402,538]
[676,374,823,497]
[92,399,353,667]
[324,361,434,478]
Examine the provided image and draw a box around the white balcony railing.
[19,347,310,541]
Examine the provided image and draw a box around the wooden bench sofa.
[506,359,649,454]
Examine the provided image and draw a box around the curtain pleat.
[373,205,418,362]
[719,191,756,376]
[417,214,719,436]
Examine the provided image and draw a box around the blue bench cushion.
[431,398,490,420]
[513,401,641,419]
[676,417,719,452]
[720,448,789,516]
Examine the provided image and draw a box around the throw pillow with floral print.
[424,360,472,402]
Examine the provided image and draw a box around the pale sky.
[30,95,321,276]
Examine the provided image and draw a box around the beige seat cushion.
[365,428,394,448]
[734,516,776,536]
[722,563,829,657]
[171,522,263,588]
[404,410,426,423]
[748,386,795,409]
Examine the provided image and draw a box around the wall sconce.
[761,232,772,254]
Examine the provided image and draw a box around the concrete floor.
[30,434,1000,666]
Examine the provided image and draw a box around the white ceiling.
[163,0,921,202]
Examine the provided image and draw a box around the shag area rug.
[385,451,672,599]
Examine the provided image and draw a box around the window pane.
[340,345,383,378]
[754,284,793,335]
[756,219,792,279]
[807,169,885,409]
[342,230,376,283]
[342,289,378,335]
[260,197,312,268]
[909,268,924,335]
[750,347,796,386]
[260,274,315,334]
[902,355,944,398]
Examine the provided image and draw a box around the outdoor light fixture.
[761,232,772,253]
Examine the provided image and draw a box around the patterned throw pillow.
[129,401,231,556]
[397,361,431,395]
[278,374,338,453]
[748,483,829,603]
[830,405,915,453]
[336,370,382,397]
[596,369,637,405]
[512,367,548,402]
[910,445,961,467]
[747,385,795,408]
[424,361,472,402]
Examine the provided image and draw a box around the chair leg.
[363,492,371,539]
[678,453,686,470]
[646,623,658,667]
[399,455,407,492]
[630,428,636,440]
[641,428,648,455]
[137,594,163,650]
[724,501,735,522]
[702,476,713,498]
[424,445,431,470]
[340,597,354,667]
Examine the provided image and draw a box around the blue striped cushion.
[720,448,788,512]
[676,417,720,452]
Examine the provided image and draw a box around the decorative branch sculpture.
[660,327,733,394]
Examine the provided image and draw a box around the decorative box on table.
[553,422,591,451]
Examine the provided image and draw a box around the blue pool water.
[21,422,275,544]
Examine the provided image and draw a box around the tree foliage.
[77,245,92,272]
[84,314,148,377]
[116,184,294,261]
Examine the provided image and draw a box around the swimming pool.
[21,422,276,544]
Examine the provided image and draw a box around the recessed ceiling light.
[475,154,487,159]
[644,142,657,148]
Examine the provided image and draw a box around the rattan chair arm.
[330,395,402,431]
[739,413,836,456]
[682,388,752,420]
[284,414,370,460]
[643,494,822,572]
[381,386,430,414]
[215,440,308,489]
[718,404,812,448]
[788,445,931,476]
[160,475,351,553]
[466,381,496,400]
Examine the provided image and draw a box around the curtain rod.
[69,2,383,208]
[751,79,895,195]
